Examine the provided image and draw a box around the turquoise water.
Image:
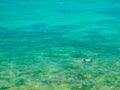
[0,0,120,90]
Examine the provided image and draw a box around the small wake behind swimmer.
[70,58,92,63]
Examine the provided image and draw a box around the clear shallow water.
[0,0,120,90]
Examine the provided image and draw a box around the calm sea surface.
[0,0,120,90]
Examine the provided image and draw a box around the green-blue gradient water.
[0,0,120,90]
